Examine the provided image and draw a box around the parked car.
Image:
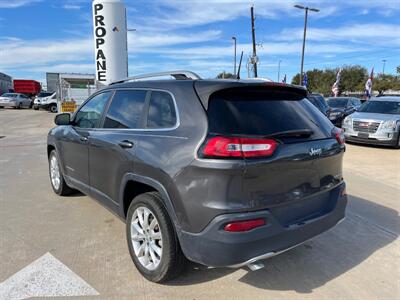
[327,97,362,127]
[342,97,400,148]
[47,71,347,283]
[0,93,32,109]
[307,93,330,116]
[34,91,57,112]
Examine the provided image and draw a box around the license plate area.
[358,132,369,139]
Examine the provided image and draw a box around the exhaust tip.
[247,261,265,271]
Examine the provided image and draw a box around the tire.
[48,150,74,196]
[18,102,22,109]
[126,192,186,283]
[49,104,57,113]
[394,131,400,149]
[34,106,39,110]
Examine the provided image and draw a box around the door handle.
[119,140,134,149]
[80,136,88,142]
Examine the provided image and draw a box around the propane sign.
[93,0,128,85]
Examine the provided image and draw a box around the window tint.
[147,91,177,128]
[103,90,147,129]
[207,89,333,140]
[74,92,111,128]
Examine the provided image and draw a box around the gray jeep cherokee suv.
[47,71,347,282]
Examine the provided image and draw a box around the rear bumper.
[179,183,347,267]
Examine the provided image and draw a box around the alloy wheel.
[50,154,61,190]
[130,206,163,271]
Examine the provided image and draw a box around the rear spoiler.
[194,81,308,109]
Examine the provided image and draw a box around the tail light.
[224,218,266,232]
[202,136,278,158]
[332,127,345,145]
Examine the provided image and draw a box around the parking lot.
[0,109,399,299]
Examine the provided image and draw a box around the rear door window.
[103,90,147,129]
[207,89,333,140]
[146,91,177,129]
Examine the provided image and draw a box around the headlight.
[381,120,397,130]
[343,116,352,126]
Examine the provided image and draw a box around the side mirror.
[54,113,71,126]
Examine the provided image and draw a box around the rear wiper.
[265,129,314,138]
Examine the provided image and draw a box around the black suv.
[47,71,347,282]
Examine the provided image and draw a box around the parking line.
[0,252,99,300]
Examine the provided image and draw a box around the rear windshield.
[358,101,400,114]
[328,98,348,108]
[207,89,333,140]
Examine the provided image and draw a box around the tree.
[397,66,400,75]
[216,71,235,79]
[374,74,400,93]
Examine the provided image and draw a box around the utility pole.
[382,59,387,75]
[250,5,258,78]
[277,59,281,82]
[232,36,237,75]
[294,5,319,85]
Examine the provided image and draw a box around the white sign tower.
[92,0,128,85]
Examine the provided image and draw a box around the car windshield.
[38,92,53,97]
[358,101,400,115]
[1,93,16,97]
[328,98,347,108]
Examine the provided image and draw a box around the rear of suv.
[47,71,347,282]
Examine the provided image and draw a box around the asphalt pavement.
[0,109,399,300]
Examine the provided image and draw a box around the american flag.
[282,74,287,83]
[302,72,308,87]
[365,67,374,99]
[331,68,342,97]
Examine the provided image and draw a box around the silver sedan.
[0,93,32,109]
[342,97,400,148]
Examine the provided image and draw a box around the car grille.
[353,121,380,133]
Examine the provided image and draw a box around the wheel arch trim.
[119,173,180,230]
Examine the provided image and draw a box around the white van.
[34,92,57,112]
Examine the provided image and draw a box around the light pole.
[232,36,237,76]
[294,4,319,85]
[277,59,282,82]
[382,59,387,75]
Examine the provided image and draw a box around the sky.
[0,0,399,86]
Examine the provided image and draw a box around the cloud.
[134,0,336,29]
[273,23,400,47]
[29,63,94,73]
[127,30,222,49]
[0,38,93,69]
[63,4,81,10]
[0,0,41,8]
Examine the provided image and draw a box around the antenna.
[237,51,244,79]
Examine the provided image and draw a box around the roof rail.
[110,70,202,85]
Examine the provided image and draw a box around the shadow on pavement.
[168,194,398,293]
[345,140,398,150]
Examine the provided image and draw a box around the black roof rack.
[110,70,202,85]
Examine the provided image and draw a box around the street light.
[232,36,237,75]
[277,59,282,82]
[294,4,319,85]
[382,59,387,75]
